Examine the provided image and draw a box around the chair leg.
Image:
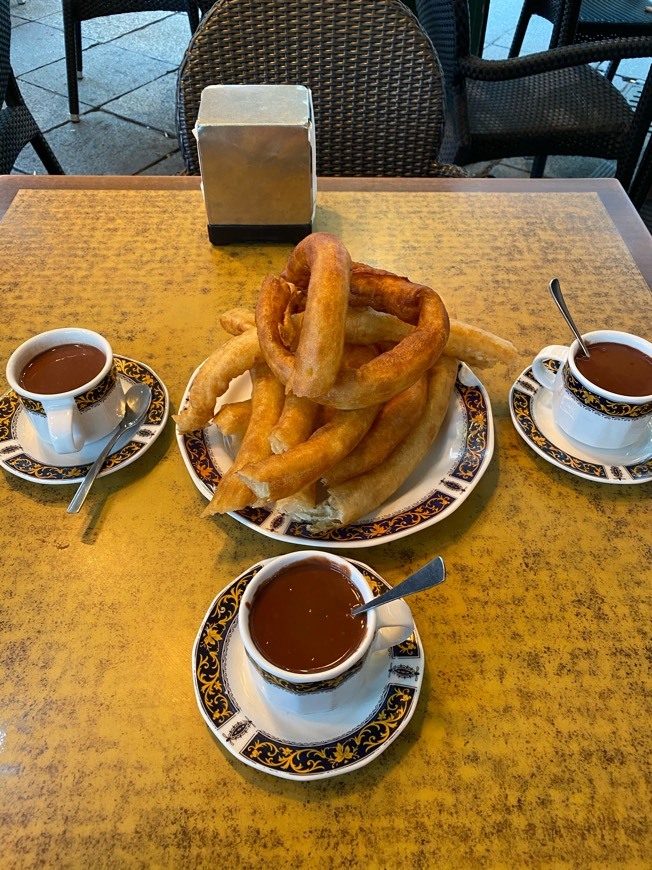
[628,135,652,211]
[62,0,80,121]
[531,155,547,178]
[508,7,533,58]
[5,73,65,174]
[605,60,619,82]
[186,0,199,33]
[30,129,65,175]
[74,19,83,79]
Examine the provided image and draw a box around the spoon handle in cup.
[549,278,591,358]
[351,556,446,616]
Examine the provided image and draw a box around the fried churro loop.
[279,231,352,398]
[257,251,450,410]
[312,270,450,409]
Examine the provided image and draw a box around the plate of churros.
[175,233,515,546]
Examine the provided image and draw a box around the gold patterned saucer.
[193,558,424,781]
[177,361,494,547]
[0,356,169,485]
[510,365,652,484]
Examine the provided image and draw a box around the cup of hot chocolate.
[239,551,414,715]
[6,327,125,455]
[532,329,652,450]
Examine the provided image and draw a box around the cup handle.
[47,401,84,454]
[370,598,414,652]
[531,345,569,390]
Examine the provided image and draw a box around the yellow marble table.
[0,177,650,868]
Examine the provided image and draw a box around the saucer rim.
[509,365,652,485]
[0,355,169,485]
[176,361,494,548]
[192,558,424,781]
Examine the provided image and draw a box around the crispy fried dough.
[269,393,319,454]
[211,399,252,438]
[220,308,256,335]
[236,403,380,503]
[323,374,427,487]
[203,362,285,516]
[290,357,458,530]
[174,329,261,433]
[280,232,352,398]
[294,308,516,369]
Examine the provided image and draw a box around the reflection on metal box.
[195,84,316,245]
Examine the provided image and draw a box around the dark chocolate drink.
[19,343,106,394]
[248,557,367,673]
[575,341,652,397]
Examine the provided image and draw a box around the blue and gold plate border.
[0,355,169,484]
[178,363,494,547]
[509,366,652,484]
[193,559,424,780]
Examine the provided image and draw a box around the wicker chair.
[509,0,652,82]
[0,0,63,173]
[63,0,200,121]
[177,0,466,178]
[416,0,652,191]
[628,134,652,211]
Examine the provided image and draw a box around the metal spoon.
[66,382,151,514]
[351,555,446,616]
[549,278,591,358]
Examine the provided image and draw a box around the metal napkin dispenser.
[195,84,316,245]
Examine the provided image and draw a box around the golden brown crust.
[236,403,380,503]
[211,400,252,438]
[173,329,261,433]
[269,393,319,454]
[322,374,428,487]
[202,362,285,516]
[280,232,352,398]
[255,274,297,386]
[293,357,458,529]
[219,308,256,335]
[312,287,449,408]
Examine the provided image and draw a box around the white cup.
[6,328,125,455]
[532,329,652,450]
[239,550,414,715]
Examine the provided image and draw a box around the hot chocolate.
[247,556,366,673]
[19,343,106,394]
[575,341,652,397]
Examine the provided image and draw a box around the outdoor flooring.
[8,0,652,188]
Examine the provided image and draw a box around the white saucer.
[0,355,169,485]
[177,361,494,548]
[193,558,424,781]
[509,365,652,484]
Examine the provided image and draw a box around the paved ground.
[8,0,652,182]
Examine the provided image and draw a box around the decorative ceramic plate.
[193,558,424,781]
[509,363,652,484]
[176,362,493,548]
[0,356,169,485]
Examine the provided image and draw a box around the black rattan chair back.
[0,0,63,174]
[509,0,652,82]
[417,0,652,192]
[63,0,199,120]
[177,0,455,177]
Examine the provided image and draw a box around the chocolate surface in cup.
[575,341,652,397]
[18,343,106,394]
[248,557,367,674]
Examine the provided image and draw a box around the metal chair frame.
[62,0,199,121]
